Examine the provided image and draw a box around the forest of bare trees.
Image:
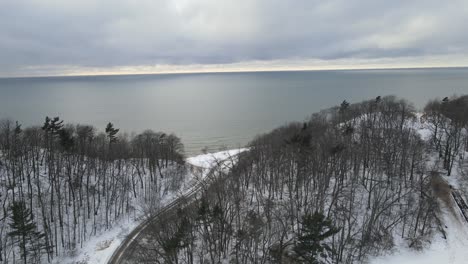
[1,95,467,264]
[424,96,468,175]
[0,118,185,263]
[132,95,468,264]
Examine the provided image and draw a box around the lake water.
[1,68,468,156]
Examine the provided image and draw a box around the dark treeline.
[136,95,468,263]
[0,118,185,263]
[424,96,468,175]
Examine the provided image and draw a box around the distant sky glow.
[1,0,468,77]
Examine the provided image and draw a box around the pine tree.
[293,212,339,264]
[105,122,119,143]
[42,116,64,136]
[339,100,350,113]
[8,201,47,264]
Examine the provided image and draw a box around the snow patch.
[53,218,139,264]
[370,206,468,264]
[186,148,248,169]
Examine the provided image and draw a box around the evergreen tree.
[42,116,64,136]
[8,201,46,264]
[105,122,119,143]
[293,212,339,264]
[339,100,350,113]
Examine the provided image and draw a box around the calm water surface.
[1,68,468,155]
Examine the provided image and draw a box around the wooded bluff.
[1,95,468,263]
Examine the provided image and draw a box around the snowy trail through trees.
[107,149,246,264]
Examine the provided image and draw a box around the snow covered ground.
[54,148,248,264]
[370,115,468,264]
[54,218,140,264]
[186,148,248,169]
[370,194,468,264]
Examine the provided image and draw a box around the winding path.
[431,171,468,223]
[107,153,240,264]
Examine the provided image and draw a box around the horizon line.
[1,65,468,80]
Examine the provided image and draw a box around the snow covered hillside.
[370,164,468,264]
[53,149,247,264]
[2,95,468,264]
[107,96,468,264]
[370,108,468,264]
[109,96,468,263]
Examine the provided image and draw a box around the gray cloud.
[1,0,468,76]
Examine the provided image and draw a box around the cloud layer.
[1,0,468,76]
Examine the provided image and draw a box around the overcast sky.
[1,0,468,77]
